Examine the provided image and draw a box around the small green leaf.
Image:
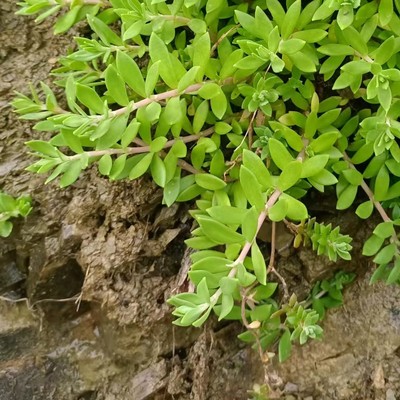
[98,154,112,176]
[150,155,167,187]
[363,234,385,256]
[242,149,272,190]
[60,160,82,188]
[268,198,288,222]
[207,206,248,225]
[301,155,329,178]
[129,153,153,179]
[116,51,146,98]
[279,330,292,362]
[197,216,245,245]
[387,257,400,284]
[318,44,355,56]
[76,84,104,114]
[278,161,302,191]
[373,243,396,265]
[195,174,226,190]
[105,64,129,106]
[252,241,267,285]
[336,184,358,210]
[240,166,266,211]
[269,138,294,170]
[373,222,395,239]
[356,201,374,219]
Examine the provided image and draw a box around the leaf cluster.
[0,192,32,237]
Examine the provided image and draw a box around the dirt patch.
[1,1,400,399]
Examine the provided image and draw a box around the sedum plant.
[13,0,400,365]
[0,192,32,237]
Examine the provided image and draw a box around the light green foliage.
[0,192,32,237]
[14,0,400,365]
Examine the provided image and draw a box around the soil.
[0,1,399,399]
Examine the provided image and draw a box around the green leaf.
[98,154,112,176]
[149,33,185,88]
[150,155,167,187]
[26,140,58,157]
[121,120,140,148]
[373,222,395,239]
[105,64,129,106]
[336,184,358,210]
[240,166,266,211]
[109,154,127,180]
[150,136,168,153]
[387,257,400,284]
[301,155,329,178]
[269,138,294,170]
[342,169,363,186]
[343,26,368,55]
[280,193,308,221]
[197,216,245,245]
[76,84,104,114]
[279,39,306,55]
[242,206,259,243]
[374,165,390,201]
[292,29,327,43]
[129,153,153,179]
[207,206,248,225]
[289,51,316,73]
[356,201,374,219]
[268,198,288,222]
[193,100,209,134]
[242,149,272,190]
[116,51,146,98]
[309,132,339,153]
[373,243,396,264]
[195,174,226,190]
[178,67,201,93]
[60,160,82,188]
[145,61,160,97]
[211,92,227,119]
[318,44,355,56]
[219,294,234,320]
[192,32,210,80]
[374,36,395,65]
[250,304,273,322]
[363,234,384,256]
[278,161,302,191]
[0,221,13,238]
[379,0,393,26]
[281,0,301,39]
[337,5,354,30]
[87,15,122,46]
[252,241,267,285]
[54,5,82,35]
[198,83,221,99]
[266,0,285,28]
[163,172,181,207]
[279,330,292,362]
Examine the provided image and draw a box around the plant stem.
[210,142,309,306]
[68,127,215,161]
[210,189,282,304]
[342,152,392,223]
[108,78,233,118]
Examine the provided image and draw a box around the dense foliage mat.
[12,0,400,370]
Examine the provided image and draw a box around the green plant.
[13,0,400,366]
[0,192,32,237]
